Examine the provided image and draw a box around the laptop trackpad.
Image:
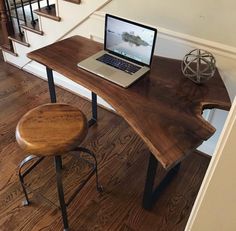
[95,66,116,77]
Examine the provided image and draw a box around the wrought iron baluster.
[4,0,15,35]
[37,0,41,10]
[46,0,51,10]
[12,0,23,36]
[20,0,27,23]
[28,0,36,26]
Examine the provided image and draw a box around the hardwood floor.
[0,54,210,231]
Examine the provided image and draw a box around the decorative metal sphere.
[181,49,216,84]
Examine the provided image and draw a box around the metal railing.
[0,0,51,45]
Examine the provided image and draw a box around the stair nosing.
[34,4,61,22]
[8,36,30,47]
[63,0,81,4]
[1,45,18,57]
[21,24,44,35]
[34,11,61,22]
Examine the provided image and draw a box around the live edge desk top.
[28,35,231,170]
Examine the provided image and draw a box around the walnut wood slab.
[16,103,88,156]
[27,36,231,169]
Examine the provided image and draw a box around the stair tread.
[21,22,44,35]
[1,44,18,56]
[63,0,81,4]
[8,33,30,47]
[34,4,61,21]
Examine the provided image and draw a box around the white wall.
[103,0,236,48]
[185,97,236,231]
[69,2,236,98]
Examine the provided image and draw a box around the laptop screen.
[104,14,157,66]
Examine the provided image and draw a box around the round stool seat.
[16,103,88,156]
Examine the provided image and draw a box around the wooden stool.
[16,103,102,231]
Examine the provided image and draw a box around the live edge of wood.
[27,35,231,170]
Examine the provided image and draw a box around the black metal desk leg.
[92,92,97,120]
[46,67,57,103]
[142,153,158,210]
[88,92,97,127]
[142,153,181,210]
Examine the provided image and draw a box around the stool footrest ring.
[18,155,45,205]
[66,147,103,206]
[18,147,102,230]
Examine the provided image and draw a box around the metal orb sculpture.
[181,49,216,84]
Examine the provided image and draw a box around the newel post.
[0,0,13,46]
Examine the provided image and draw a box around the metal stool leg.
[19,173,30,206]
[18,155,44,206]
[75,147,103,192]
[55,155,69,231]
[18,150,100,230]
[90,151,103,193]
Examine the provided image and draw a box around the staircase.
[0,0,112,107]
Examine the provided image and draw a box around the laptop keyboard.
[97,54,141,75]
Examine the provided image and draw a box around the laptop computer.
[77,14,157,88]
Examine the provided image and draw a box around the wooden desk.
[28,35,231,209]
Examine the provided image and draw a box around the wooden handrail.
[0,0,13,47]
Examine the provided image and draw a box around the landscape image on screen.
[106,16,155,65]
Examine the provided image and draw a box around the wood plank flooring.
[0,54,210,231]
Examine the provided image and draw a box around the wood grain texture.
[0,24,4,45]
[0,0,13,47]
[0,55,211,230]
[27,35,231,169]
[16,103,88,156]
